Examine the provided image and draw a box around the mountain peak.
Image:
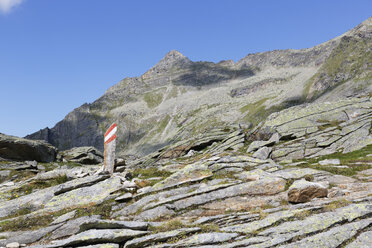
[142,50,192,78]
[163,50,188,60]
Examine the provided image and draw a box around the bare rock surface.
[288,179,328,203]
[0,133,57,162]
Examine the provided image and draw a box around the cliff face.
[27,17,372,157]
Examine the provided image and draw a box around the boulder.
[319,159,340,165]
[288,179,328,203]
[59,146,103,164]
[252,146,272,160]
[0,133,57,162]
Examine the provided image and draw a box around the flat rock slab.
[53,174,110,195]
[173,232,239,247]
[124,227,200,248]
[0,224,62,246]
[75,244,119,248]
[152,162,212,191]
[288,179,328,203]
[43,177,122,212]
[319,159,341,165]
[173,177,286,211]
[79,219,148,231]
[49,229,147,247]
[253,203,372,247]
[50,215,101,240]
[51,210,77,225]
[277,217,372,248]
[345,230,372,248]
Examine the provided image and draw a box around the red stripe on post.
[104,134,117,144]
[104,123,117,137]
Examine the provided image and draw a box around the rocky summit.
[0,17,372,248]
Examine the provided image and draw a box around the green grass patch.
[294,145,372,176]
[8,175,69,200]
[316,120,342,131]
[144,90,164,108]
[131,167,173,179]
[157,115,171,134]
[149,219,185,233]
[0,199,115,232]
[0,213,54,232]
[297,163,370,177]
[323,199,351,211]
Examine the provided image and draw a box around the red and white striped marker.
[104,123,117,175]
[104,123,117,144]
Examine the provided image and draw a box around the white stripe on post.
[104,126,117,143]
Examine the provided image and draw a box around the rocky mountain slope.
[1,95,372,247]
[0,17,371,248]
[27,17,372,158]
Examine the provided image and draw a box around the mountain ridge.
[26,17,372,158]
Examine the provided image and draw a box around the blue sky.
[0,0,371,137]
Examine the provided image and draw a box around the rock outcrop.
[0,133,57,162]
[58,146,103,164]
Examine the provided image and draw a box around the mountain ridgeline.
[27,17,372,158]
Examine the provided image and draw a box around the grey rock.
[279,218,372,248]
[222,208,310,234]
[59,146,103,164]
[38,177,121,214]
[0,224,62,246]
[36,164,45,170]
[51,210,76,225]
[173,177,286,211]
[319,159,340,165]
[0,133,57,162]
[124,227,200,248]
[76,244,119,248]
[0,170,10,181]
[49,229,147,247]
[53,174,109,195]
[50,216,101,239]
[115,193,133,202]
[247,140,275,153]
[5,243,19,248]
[134,205,175,221]
[346,230,372,248]
[79,219,148,231]
[288,179,328,203]
[252,146,272,160]
[255,203,372,247]
[174,232,239,246]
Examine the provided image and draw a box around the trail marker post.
[104,123,117,175]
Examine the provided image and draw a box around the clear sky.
[0,0,371,137]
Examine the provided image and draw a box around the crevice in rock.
[336,222,372,248]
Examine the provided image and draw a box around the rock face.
[0,133,57,162]
[27,17,372,158]
[58,146,103,164]
[252,97,372,161]
[288,180,328,203]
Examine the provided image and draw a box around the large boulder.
[288,179,328,203]
[0,133,57,162]
[58,146,103,164]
